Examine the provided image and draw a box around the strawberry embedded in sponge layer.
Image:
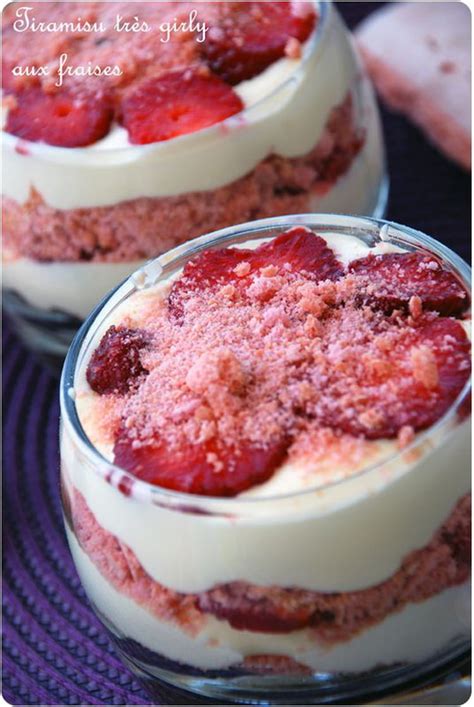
[121,68,244,144]
[197,493,470,635]
[70,486,470,640]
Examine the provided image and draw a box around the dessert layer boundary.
[66,528,470,674]
[3,258,145,320]
[2,135,387,320]
[61,417,471,593]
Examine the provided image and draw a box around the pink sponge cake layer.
[66,485,470,646]
[356,2,470,171]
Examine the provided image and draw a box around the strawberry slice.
[349,252,469,316]
[5,87,113,147]
[113,428,288,497]
[201,2,317,85]
[86,326,149,395]
[251,227,344,280]
[121,68,243,144]
[198,584,315,633]
[168,228,343,320]
[321,317,471,439]
[2,61,23,94]
[167,247,248,321]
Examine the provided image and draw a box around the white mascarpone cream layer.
[2,254,144,320]
[64,231,471,595]
[68,528,470,672]
[2,5,385,210]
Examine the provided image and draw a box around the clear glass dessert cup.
[3,0,388,368]
[60,214,470,704]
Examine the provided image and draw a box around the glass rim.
[1,0,329,160]
[60,213,472,511]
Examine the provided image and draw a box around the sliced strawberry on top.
[349,252,469,316]
[167,247,250,321]
[86,326,149,395]
[321,317,471,439]
[168,228,343,321]
[201,2,317,85]
[121,68,243,145]
[113,427,288,497]
[5,87,113,147]
[251,227,344,281]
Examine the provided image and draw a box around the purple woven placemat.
[2,4,471,705]
[2,329,151,705]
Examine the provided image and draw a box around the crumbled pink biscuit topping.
[411,345,439,390]
[109,260,469,456]
[397,425,415,449]
[409,295,423,319]
[84,229,470,495]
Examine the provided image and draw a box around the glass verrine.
[3,1,387,364]
[60,214,470,704]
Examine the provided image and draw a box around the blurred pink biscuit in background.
[356,2,471,171]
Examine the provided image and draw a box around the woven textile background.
[2,3,471,705]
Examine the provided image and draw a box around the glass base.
[3,288,82,375]
[119,645,470,705]
[95,605,469,706]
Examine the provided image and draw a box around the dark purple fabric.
[2,332,150,705]
[2,4,471,705]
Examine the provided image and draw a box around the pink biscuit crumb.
[411,345,439,390]
[397,425,415,449]
[185,348,247,395]
[285,37,302,59]
[14,141,29,156]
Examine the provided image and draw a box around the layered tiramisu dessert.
[61,217,470,699]
[3,1,386,356]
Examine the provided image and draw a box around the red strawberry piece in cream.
[349,252,469,316]
[86,326,149,395]
[319,315,471,439]
[113,428,289,497]
[121,68,244,144]
[201,2,316,85]
[168,227,343,320]
[6,87,113,147]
